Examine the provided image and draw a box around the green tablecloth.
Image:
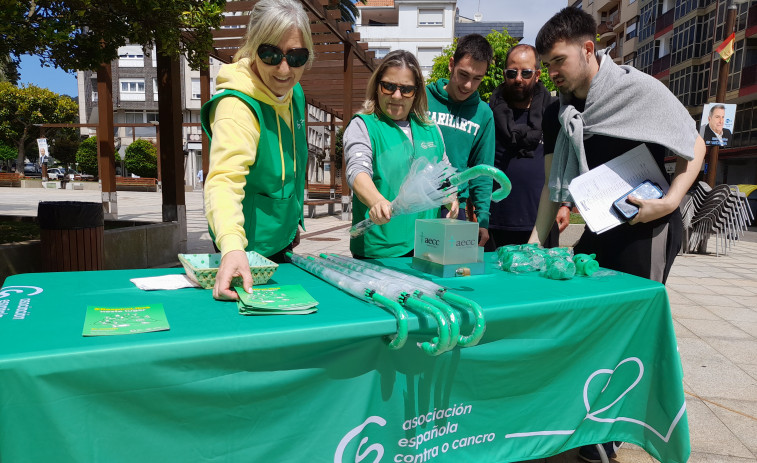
[0,257,689,463]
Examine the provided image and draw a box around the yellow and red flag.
[716,33,735,63]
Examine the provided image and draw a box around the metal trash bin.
[38,201,104,272]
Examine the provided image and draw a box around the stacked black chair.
[680,182,753,256]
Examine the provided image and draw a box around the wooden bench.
[306,183,342,200]
[303,199,335,218]
[116,176,158,192]
[304,183,345,217]
[0,172,22,187]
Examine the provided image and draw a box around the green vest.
[200,85,307,257]
[351,112,445,258]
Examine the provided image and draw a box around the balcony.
[655,9,674,38]
[354,24,401,41]
[739,62,757,97]
[747,3,757,37]
[651,53,672,77]
[610,45,620,62]
[598,19,617,40]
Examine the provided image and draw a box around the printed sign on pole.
[699,103,736,147]
[36,138,50,164]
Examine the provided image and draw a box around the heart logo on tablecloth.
[505,356,686,443]
[582,357,686,442]
[583,357,644,421]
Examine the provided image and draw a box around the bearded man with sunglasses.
[426,34,496,247]
[201,0,314,301]
[486,44,567,250]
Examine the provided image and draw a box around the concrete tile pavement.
[2,187,756,462]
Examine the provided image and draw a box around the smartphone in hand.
[613,180,664,220]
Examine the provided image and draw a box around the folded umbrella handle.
[369,292,408,350]
[449,165,512,202]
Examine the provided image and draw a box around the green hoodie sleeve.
[468,110,495,229]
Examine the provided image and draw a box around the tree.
[0,55,19,86]
[427,30,557,103]
[0,82,79,173]
[333,0,367,24]
[0,142,15,172]
[76,136,98,175]
[1,1,225,72]
[334,126,344,170]
[50,128,81,167]
[124,139,158,178]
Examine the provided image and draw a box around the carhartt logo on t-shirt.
[427,111,481,136]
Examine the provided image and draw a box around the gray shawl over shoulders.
[550,49,698,202]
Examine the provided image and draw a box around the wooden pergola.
[202,0,377,220]
[90,0,374,249]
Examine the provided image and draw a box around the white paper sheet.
[567,144,670,234]
[130,274,201,291]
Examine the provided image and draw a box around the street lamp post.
[706,0,746,186]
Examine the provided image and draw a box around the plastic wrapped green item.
[496,243,545,273]
[543,255,576,280]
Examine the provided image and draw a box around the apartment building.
[76,43,335,188]
[355,0,457,75]
[454,11,524,41]
[355,1,522,76]
[76,45,223,189]
[572,0,757,186]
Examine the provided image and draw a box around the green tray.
[178,251,278,289]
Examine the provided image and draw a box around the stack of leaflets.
[82,304,170,336]
[235,284,318,315]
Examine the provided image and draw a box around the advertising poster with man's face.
[36,138,49,164]
[699,103,736,147]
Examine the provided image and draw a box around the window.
[638,2,656,42]
[90,77,98,103]
[370,48,390,60]
[123,111,142,138]
[119,78,146,101]
[122,111,158,138]
[671,18,696,66]
[417,47,442,74]
[418,9,443,26]
[626,21,637,41]
[118,45,145,67]
[153,78,158,102]
[191,78,201,100]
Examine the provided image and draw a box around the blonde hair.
[233,0,314,68]
[361,50,430,124]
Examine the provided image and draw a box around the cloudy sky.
[455,0,565,45]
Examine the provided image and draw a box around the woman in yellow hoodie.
[201,0,313,300]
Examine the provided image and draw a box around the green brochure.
[235,284,318,315]
[82,304,170,336]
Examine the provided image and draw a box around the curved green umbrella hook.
[323,253,486,347]
[369,291,408,350]
[440,291,486,347]
[449,165,512,202]
[402,294,451,356]
[288,253,408,350]
[416,293,460,350]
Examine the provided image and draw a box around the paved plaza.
[2,187,756,463]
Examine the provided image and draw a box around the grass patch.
[0,221,40,244]
[569,212,585,224]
